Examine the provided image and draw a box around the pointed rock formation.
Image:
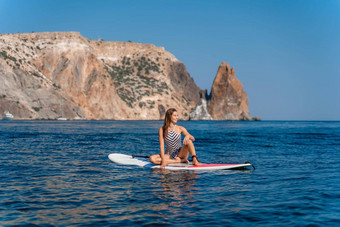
[207,62,251,120]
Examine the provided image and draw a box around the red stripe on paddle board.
[187,164,241,168]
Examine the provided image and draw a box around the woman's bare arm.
[159,127,166,166]
[179,126,195,145]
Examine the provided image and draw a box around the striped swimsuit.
[164,125,182,159]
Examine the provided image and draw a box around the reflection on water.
[154,169,198,209]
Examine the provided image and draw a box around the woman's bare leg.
[149,154,181,165]
[178,140,199,165]
[177,146,189,164]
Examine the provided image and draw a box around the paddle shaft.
[132,155,150,159]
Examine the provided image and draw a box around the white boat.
[2,111,14,120]
[57,117,67,121]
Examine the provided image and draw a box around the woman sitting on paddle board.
[149,108,200,168]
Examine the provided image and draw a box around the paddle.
[132,155,150,159]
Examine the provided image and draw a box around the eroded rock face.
[0,32,201,120]
[207,62,251,120]
[189,99,212,120]
[0,32,255,120]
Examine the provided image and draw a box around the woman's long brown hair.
[163,108,177,138]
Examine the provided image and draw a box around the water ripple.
[0,121,339,226]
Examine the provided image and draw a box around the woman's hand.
[160,159,167,169]
[183,135,191,145]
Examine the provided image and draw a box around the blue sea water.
[0,121,339,226]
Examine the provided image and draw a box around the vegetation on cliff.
[105,56,171,108]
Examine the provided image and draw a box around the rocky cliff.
[209,62,250,120]
[0,32,256,120]
[190,62,255,121]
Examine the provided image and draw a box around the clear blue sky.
[1,0,339,120]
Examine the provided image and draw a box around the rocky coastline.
[0,32,259,120]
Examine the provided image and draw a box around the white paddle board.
[108,153,253,171]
